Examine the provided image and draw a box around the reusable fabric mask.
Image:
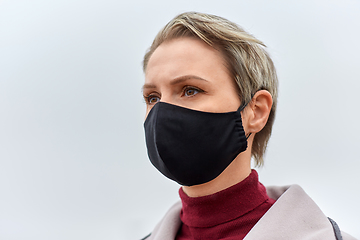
[144,102,248,186]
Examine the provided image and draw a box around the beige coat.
[145,185,357,240]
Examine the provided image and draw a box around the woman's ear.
[245,90,273,134]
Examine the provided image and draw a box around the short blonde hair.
[143,12,278,166]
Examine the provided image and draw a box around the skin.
[143,37,272,197]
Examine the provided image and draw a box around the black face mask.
[144,102,248,186]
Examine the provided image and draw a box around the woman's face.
[143,37,241,117]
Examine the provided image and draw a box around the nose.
[158,95,182,108]
[144,95,173,120]
[158,94,172,105]
[158,93,196,111]
[159,97,186,109]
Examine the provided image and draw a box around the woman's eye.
[147,95,160,104]
[184,88,200,97]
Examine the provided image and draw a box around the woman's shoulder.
[141,201,182,240]
[141,185,357,240]
[245,184,357,240]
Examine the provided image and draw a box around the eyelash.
[182,86,204,97]
[143,93,160,105]
[143,86,204,105]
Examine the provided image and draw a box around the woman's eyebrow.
[142,83,156,90]
[170,75,209,85]
[142,75,209,90]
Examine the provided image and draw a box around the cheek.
[209,91,241,113]
[144,106,151,121]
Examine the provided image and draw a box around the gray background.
[0,0,359,239]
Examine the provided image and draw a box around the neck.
[182,152,252,197]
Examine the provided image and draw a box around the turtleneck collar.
[178,169,270,228]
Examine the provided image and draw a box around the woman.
[141,12,356,240]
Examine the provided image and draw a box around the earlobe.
[246,90,273,134]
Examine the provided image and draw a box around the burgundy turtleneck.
[176,170,275,240]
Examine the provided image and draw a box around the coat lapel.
[146,185,355,240]
[147,201,182,240]
[244,185,336,240]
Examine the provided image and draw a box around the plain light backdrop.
[0,0,359,239]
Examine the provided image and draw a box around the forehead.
[145,37,229,84]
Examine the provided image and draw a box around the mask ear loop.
[237,103,252,140]
[238,92,257,141]
[238,104,247,112]
[238,90,257,112]
[246,133,252,140]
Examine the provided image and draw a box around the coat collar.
[244,185,337,239]
[147,185,344,240]
[147,201,182,240]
